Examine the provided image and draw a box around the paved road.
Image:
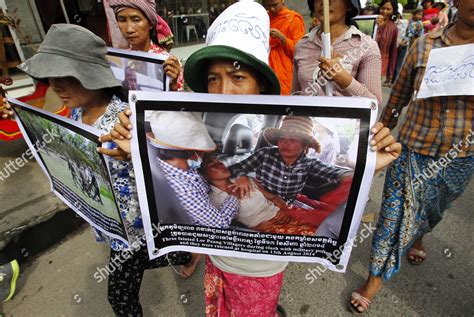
[1,88,473,316]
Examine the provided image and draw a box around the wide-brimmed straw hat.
[184,0,280,95]
[264,116,321,152]
[147,111,216,152]
[18,24,121,90]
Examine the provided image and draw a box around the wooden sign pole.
[322,0,333,96]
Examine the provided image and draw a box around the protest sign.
[418,44,474,99]
[130,92,377,272]
[10,98,129,244]
[353,15,378,39]
[106,48,169,92]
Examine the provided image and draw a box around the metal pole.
[59,0,71,24]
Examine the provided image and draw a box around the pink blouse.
[292,26,382,105]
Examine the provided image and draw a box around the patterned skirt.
[369,146,473,280]
[204,257,284,317]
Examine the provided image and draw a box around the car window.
[309,117,360,168]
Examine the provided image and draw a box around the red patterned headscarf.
[109,0,174,49]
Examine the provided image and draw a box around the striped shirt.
[292,26,382,105]
[229,147,351,202]
[158,158,240,228]
[380,24,474,157]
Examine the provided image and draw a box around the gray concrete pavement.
[1,88,473,316]
[0,139,67,249]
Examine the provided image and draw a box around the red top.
[376,20,399,78]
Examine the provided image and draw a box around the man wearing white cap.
[146,111,240,228]
[104,1,401,315]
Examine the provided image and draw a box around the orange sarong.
[268,7,305,95]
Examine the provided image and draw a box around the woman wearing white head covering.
[101,1,401,315]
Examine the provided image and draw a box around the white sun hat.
[184,0,280,95]
[147,111,217,152]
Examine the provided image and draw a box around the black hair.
[38,75,127,103]
[414,8,424,15]
[156,148,191,160]
[105,86,127,102]
[379,0,399,22]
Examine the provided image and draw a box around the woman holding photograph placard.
[108,0,205,279]
[0,24,193,317]
[350,0,474,313]
[108,0,184,91]
[103,1,402,315]
[292,0,383,105]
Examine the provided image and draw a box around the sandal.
[348,291,371,314]
[407,248,427,265]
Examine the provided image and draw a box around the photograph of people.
[121,66,140,91]
[229,116,353,208]
[145,111,241,228]
[15,108,120,223]
[200,154,328,235]
[108,58,166,92]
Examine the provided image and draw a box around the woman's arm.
[163,56,184,91]
[339,52,383,105]
[291,58,302,94]
[97,109,132,161]
[254,180,288,209]
[379,38,419,129]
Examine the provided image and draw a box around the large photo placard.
[10,98,129,245]
[130,92,377,272]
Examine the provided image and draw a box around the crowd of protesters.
[0,0,472,316]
